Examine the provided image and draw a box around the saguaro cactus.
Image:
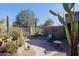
[6,16,9,36]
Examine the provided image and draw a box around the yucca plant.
[50,3,78,55]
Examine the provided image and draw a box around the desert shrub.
[2,36,8,43]
[0,19,6,34]
[32,31,44,37]
[0,36,8,43]
[11,31,19,41]
[0,41,2,46]
[0,43,7,53]
[16,28,25,47]
[34,32,40,36]
[0,28,25,55]
[6,41,17,55]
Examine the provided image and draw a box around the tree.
[50,3,78,56]
[44,18,54,27]
[13,9,38,28]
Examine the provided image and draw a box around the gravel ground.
[16,43,35,56]
[27,38,67,56]
[15,38,67,56]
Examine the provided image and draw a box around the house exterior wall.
[43,26,65,36]
[65,11,79,37]
[65,11,79,24]
[23,26,65,37]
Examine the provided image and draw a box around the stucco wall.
[43,26,65,36]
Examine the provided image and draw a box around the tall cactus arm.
[62,3,70,12]
[58,13,71,45]
[69,3,75,10]
[57,13,66,26]
[49,10,66,26]
[49,10,58,16]
[62,3,75,13]
[64,25,71,45]
[49,10,71,45]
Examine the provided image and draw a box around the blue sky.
[0,3,79,27]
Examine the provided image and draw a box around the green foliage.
[44,18,54,27]
[13,9,38,28]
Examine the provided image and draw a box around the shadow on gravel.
[27,37,69,55]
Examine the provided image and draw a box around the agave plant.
[50,3,78,55]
